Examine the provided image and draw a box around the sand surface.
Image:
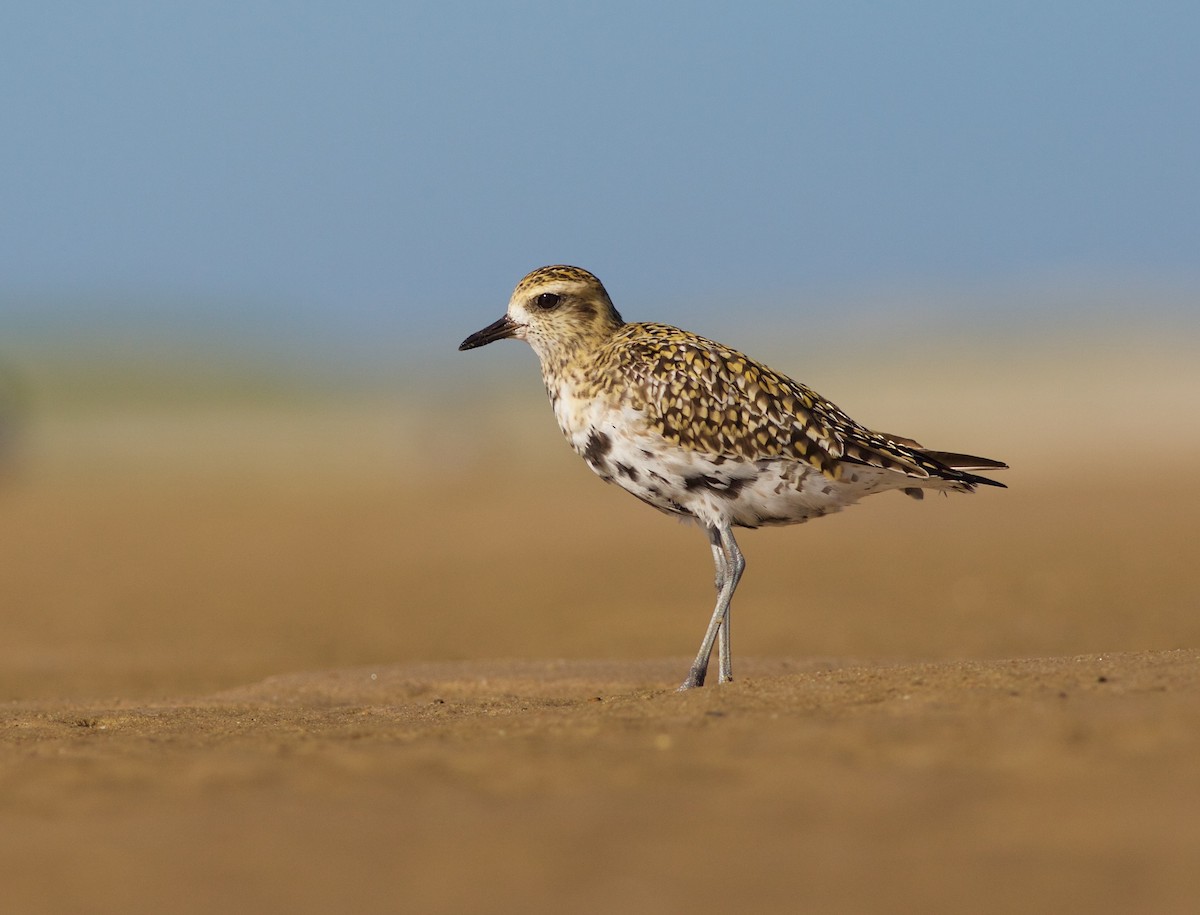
[2,343,1200,913]
[6,652,1200,915]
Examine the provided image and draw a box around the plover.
[459,266,1006,690]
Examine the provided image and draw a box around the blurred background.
[2,1,1197,701]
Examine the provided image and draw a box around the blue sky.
[1,1,1197,355]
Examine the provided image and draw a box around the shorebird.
[459,266,1006,690]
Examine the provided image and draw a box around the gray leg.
[717,527,742,683]
[711,528,733,684]
[678,524,745,690]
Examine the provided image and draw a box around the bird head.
[459,265,625,363]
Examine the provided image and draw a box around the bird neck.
[529,310,624,381]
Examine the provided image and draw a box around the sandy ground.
[2,341,1200,913]
[5,653,1200,914]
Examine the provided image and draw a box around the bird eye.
[534,292,562,310]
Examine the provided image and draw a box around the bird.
[459,266,1007,690]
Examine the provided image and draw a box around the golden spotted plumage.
[586,322,944,481]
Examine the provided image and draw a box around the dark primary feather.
[919,451,1010,473]
[913,450,1008,489]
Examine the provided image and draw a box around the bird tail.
[920,450,1008,489]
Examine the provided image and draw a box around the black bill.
[458,314,520,351]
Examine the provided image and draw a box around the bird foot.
[677,667,736,691]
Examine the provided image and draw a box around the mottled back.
[590,322,957,483]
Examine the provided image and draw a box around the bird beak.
[459,315,519,351]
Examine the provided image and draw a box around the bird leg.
[678,524,744,690]
[712,528,733,684]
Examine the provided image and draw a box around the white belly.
[552,394,904,530]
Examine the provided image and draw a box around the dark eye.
[534,292,562,310]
